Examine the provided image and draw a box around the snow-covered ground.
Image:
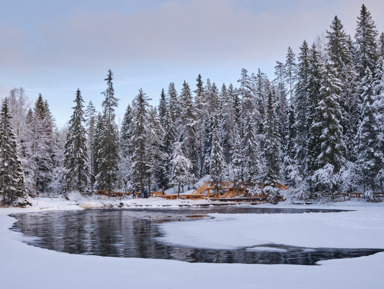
[1,196,384,289]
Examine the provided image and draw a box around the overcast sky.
[1,0,384,126]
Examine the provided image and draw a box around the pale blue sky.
[1,0,383,126]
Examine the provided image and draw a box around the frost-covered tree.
[63,89,89,192]
[95,70,120,193]
[263,89,281,187]
[32,94,57,192]
[312,61,346,197]
[0,99,26,206]
[354,4,378,78]
[372,57,384,189]
[356,68,381,195]
[146,108,167,192]
[131,89,150,190]
[284,47,297,100]
[210,114,226,196]
[179,81,198,178]
[119,104,133,191]
[242,115,262,185]
[293,41,311,177]
[85,101,96,189]
[170,141,192,198]
[18,109,35,193]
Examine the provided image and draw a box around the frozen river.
[11,207,383,265]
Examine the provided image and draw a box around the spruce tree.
[356,68,381,195]
[95,70,120,193]
[312,61,346,197]
[146,108,167,192]
[210,114,226,197]
[63,89,89,192]
[32,94,56,192]
[284,47,297,100]
[131,89,150,191]
[354,4,378,78]
[263,89,281,189]
[179,81,198,178]
[85,101,96,189]
[119,104,133,191]
[293,41,311,177]
[0,99,26,206]
[170,141,192,198]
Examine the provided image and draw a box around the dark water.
[10,207,384,265]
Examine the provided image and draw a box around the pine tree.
[242,115,262,186]
[95,70,120,193]
[356,68,381,195]
[158,88,167,128]
[354,4,378,78]
[146,108,167,192]
[168,82,179,124]
[119,104,133,191]
[63,89,89,192]
[372,57,384,190]
[32,94,57,192]
[306,44,325,188]
[19,109,36,193]
[179,81,198,178]
[170,141,192,198]
[162,108,176,186]
[284,47,297,100]
[85,101,96,189]
[0,99,26,206]
[131,89,150,191]
[312,61,346,197]
[293,41,311,177]
[378,32,384,57]
[210,114,226,196]
[263,89,281,189]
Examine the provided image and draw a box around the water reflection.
[10,208,383,265]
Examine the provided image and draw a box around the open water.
[10,207,384,265]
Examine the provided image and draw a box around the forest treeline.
[1,4,384,206]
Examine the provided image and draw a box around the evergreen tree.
[293,41,311,177]
[0,99,26,206]
[179,81,198,178]
[170,141,192,198]
[312,61,346,197]
[63,89,89,192]
[354,4,378,78]
[85,101,96,189]
[263,89,281,188]
[119,104,133,191]
[158,88,167,128]
[210,114,226,196]
[378,32,384,57]
[131,89,150,191]
[95,70,120,193]
[242,115,262,185]
[356,68,381,195]
[306,44,325,187]
[19,109,36,193]
[92,113,103,190]
[162,108,176,186]
[284,47,297,100]
[168,82,179,124]
[32,94,57,192]
[146,108,167,192]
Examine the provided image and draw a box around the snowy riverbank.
[1,196,384,289]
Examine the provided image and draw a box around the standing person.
[145,187,149,198]
[162,186,165,195]
[132,187,136,199]
[141,187,145,198]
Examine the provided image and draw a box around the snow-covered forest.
[1,4,384,206]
